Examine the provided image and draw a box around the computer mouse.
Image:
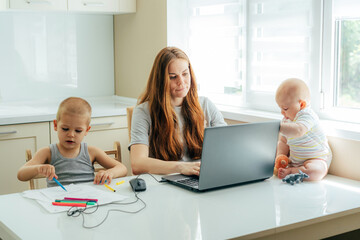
[129,178,146,192]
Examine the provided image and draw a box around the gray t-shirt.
[129,96,227,161]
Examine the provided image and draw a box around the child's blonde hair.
[56,97,92,125]
[276,78,311,104]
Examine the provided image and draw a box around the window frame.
[319,0,360,123]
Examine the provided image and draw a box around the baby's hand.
[275,154,289,168]
[37,165,57,180]
[94,170,114,185]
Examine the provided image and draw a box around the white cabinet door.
[50,116,131,175]
[68,0,135,14]
[0,122,50,195]
[9,0,67,11]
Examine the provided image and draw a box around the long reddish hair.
[138,47,204,161]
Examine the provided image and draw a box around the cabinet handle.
[0,130,17,135]
[83,2,105,7]
[26,0,51,4]
[91,122,115,127]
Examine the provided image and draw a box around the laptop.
[161,120,280,192]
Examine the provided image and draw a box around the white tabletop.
[1,174,360,240]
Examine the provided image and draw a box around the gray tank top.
[47,142,95,187]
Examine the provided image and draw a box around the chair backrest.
[93,141,122,172]
[25,150,43,190]
[126,106,134,141]
[25,141,122,190]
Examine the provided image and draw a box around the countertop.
[0,96,137,126]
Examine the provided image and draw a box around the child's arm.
[276,135,289,157]
[17,147,56,181]
[88,146,128,185]
[280,121,307,138]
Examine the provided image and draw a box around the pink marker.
[64,197,98,202]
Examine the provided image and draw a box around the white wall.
[114,0,167,99]
[0,13,115,102]
[328,136,360,181]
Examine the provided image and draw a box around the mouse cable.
[134,172,167,183]
[67,173,165,229]
[82,194,146,229]
[67,187,146,229]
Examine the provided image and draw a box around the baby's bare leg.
[278,159,327,181]
[302,159,328,181]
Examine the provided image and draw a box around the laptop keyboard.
[177,178,199,188]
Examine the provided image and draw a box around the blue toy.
[282,170,309,185]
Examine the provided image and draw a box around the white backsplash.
[0,12,114,102]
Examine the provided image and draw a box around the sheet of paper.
[22,184,128,213]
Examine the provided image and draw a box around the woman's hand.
[178,162,201,176]
[37,165,57,180]
[94,170,114,185]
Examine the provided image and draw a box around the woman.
[129,47,226,175]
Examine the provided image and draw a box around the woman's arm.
[17,147,55,181]
[130,144,200,176]
[89,146,128,184]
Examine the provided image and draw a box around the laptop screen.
[198,121,280,190]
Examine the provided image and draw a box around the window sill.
[218,104,360,141]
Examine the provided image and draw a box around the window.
[321,0,360,122]
[185,0,244,106]
[335,19,360,108]
[245,0,320,112]
[168,0,360,124]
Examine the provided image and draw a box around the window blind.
[187,0,244,106]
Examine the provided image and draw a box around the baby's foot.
[278,168,292,179]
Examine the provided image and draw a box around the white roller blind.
[187,0,244,106]
[246,0,318,111]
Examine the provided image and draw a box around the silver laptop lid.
[198,121,280,190]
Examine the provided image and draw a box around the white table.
[1,174,360,240]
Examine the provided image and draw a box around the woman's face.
[168,58,191,106]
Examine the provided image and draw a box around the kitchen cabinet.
[8,0,67,11]
[50,116,131,175]
[68,0,135,14]
[3,0,135,13]
[0,122,50,195]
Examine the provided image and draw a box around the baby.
[275,78,332,181]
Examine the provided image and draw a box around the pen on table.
[64,197,98,202]
[104,184,116,192]
[52,202,86,207]
[53,177,67,191]
[54,200,96,205]
[116,180,125,185]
